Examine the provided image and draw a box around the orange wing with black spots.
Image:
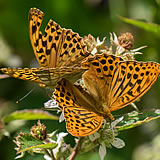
[82,53,123,103]
[0,68,42,83]
[82,53,160,117]
[110,61,160,111]
[0,67,86,88]
[0,8,89,88]
[29,8,90,68]
[54,79,103,137]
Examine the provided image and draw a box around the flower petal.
[111,138,125,149]
[99,142,107,160]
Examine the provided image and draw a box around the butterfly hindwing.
[57,29,89,67]
[110,61,160,111]
[54,79,103,137]
[82,53,124,103]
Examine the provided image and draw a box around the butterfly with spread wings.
[1,8,90,89]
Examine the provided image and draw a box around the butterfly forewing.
[1,67,86,89]
[110,61,160,111]
[54,79,103,137]
[29,8,90,69]
[57,30,89,67]
[35,67,86,88]
[42,20,63,68]
[82,53,160,118]
[29,8,49,67]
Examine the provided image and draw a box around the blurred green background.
[0,0,160,159]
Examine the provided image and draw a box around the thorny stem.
[69,137,83,160]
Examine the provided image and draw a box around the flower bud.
[30,120,47,141]
[118,32,134,50]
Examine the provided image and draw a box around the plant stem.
[69,137,83,160]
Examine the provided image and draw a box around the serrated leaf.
[16,133,57,154]
[4,109,58,123]
[119,16,160,37]
[115,109,160,131]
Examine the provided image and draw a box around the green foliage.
[119,16,160,38]
[15,133,57,154]
[116,109,160,131]
[3,109,58,123]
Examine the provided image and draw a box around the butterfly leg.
[103,108,114,121]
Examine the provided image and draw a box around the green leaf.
[115,109,160,131]
[3,109,58,123]
[16,133,57,154]
[119,16,160,37]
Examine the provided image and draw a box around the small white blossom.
[15,152,25,159]
[53,132,68,158]
[44,99,59,109]
[44,132,68,160]
[44,155,52,160]
[91,47,98,55]
[96,37,106,47]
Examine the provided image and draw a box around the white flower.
[15,152,25,159]
[91,47,98,55]
[96,37,106,47]
[98,116,125,159]
[52,132,68,158]
[110,32,146,59]
[44,155,52,160]
[44,132,68,160]
[111,116,124,128]
[44,99,59,109]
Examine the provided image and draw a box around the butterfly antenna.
[45,88,53,99]
[16,87,35,103]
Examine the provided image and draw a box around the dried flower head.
[83,34,97,53]
[118,32,134,50]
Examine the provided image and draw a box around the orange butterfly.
[54,53,160,136]
[1,8,90,88]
